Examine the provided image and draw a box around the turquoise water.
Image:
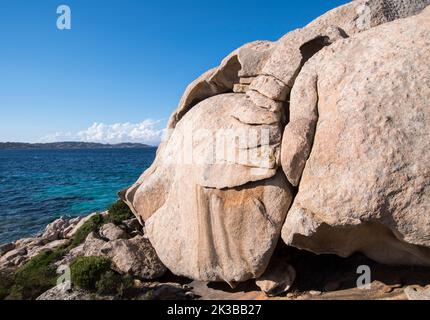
[0,148,156,244]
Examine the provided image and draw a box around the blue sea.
[0,148,156,244]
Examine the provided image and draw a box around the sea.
[0,148,156,244]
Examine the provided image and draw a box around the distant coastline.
[0,142,155,150]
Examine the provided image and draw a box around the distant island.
[0,142,154,150]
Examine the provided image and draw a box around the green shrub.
[71,256,112,290]
[7,249,65,300]
[70,214,104,248]
[69,201,132,248]
[0,201,133,300]
[93,271,135,298]
[95,271,122,295]
[0,271,14,300]
[0,201,134,300]
[68,200,133,249]
[95,270,134,297]
[117,274,134,298]
[106,200,133,225]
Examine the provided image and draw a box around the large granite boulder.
[146,171,292,283]
[281,7,430,265]
[122,93,293,282]
[120,0,430,285]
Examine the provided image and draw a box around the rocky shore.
[1,203,430,300]
[2,0,430,301]
[119,0,430,300]
[0,201,196,300]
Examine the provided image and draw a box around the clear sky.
[0,0,350,144]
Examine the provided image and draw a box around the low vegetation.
[70,256,112,290]
[69,214,105,248]
[105,200,134,225]
[70,200,133,248]
[71,256,134,298]
[2,247,66,300]
[0,199,136,300]
[95,270,134,297]
[0,271,14,300]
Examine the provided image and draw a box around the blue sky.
[0,0,349,144]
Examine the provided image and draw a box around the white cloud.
[41,120,164,145]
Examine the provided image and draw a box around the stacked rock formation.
[120,0,430,287]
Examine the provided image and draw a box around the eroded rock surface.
[281,7,430,266]
[121,0,430,286]
[256,260,296,296]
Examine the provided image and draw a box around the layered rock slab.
[166,41,275,129]
[167,0,430,135]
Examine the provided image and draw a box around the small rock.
[100,223,127,241]
[233,83,249,94]
[14,237,38,247]
[56,244,85,268]
[105,236,167,279]
[82,232,108,256]
[0,247,27,262]
[185,291,195,299]
[42,217,69,241]
[0,243,15,256]
[133,279,143,288]
[69,217,82,225]
[382,285,394,294]
[249,75,290,101]
[62,225,75,237]
[63,233,166,279]
[55,232,105,268]
[309,290,322,296]
[130,231,144,238]
[65,213,98,239]
[10,255,27,267]
[122,218,142,233]
[27,239,70,259]
[404,286,430,300]
[239,77,256,85]
[151,284,188,300]
[256,260,296,297]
